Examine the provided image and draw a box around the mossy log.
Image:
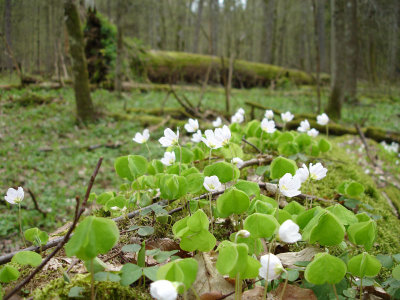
[246,101,400,144]
[129,50,324,88]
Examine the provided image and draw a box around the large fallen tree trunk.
[128,49,329,88]
[246,101,400,144]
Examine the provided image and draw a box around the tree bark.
[326,0,345,119]
[209,0,219,55]
[311,0,322,113]
[64,0,95,122]
[3,0,12,72]
[345,0,358,102]
[317,0,326,72]
[260,0,275,64]
[192,0,204,53]
[115,0,124,97]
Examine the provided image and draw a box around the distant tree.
[345,0,358,102]
[192,0,204,53]
[326,0,345,119]
[64,0,95,122]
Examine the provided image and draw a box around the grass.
[0,83,399,250]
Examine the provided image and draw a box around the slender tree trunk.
[345,0,358,102]
[192,0,204,53]
[4,0,12,72]
[317,0,326,71]
[209,0,218,55]
[277,0,289,66]
[330,0,335,86]
[312,0,322,113]
[115,0,123,97]
[64,0,95,122]
[260,0,275,64]
[326,0,345,119]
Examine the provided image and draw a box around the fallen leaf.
[199,291,224,300]
[241,286,269,300]
[277,247,322,269]
[271,283,317,300]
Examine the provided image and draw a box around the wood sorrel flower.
[295,164,309,183]
[317,113,329,126]
[203,175,222,192]
[307,128,319,137]
[132,129,150,144]
[215,125,231,146]
[261,118,276,133]
[309,162,328,180]
[279,173,301,197]
[191,130,202,143]
[231,157,244,168]
[5,187,24,205]
[201,129,223,149]
[160,151,176,166]
[159,128,179,147]
[231,112,244,124]
[212,117,222,127]
[297,119,310,132]
[278,220,302,243]
[150,280,178,300]
[259,253,284,281]
[265,110,274,119]
[184,118,199,133]
[281,111,294,123]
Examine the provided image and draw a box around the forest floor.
[0,82,399,254]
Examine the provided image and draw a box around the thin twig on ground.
[355,123,377,166]
[242,136,262,154]
[27,188,47,217]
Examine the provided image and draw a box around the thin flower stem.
[260,131,264,152]
[279,269,289,300]
[18,203,26,247]
[190,286,200,300]
[359,278,363,300]
[209,193,214,234]
[229,145,235,181]
[275,190,281,220]
[90,259,95,300]
[145,142,152,160]
[283,123,286,131]
[326,125,329,137]
[209,148,212,165]
[178,144,182,176]
[332,283,339,300]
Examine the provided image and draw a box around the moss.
[33,274,151,300]
[383,186,400,213]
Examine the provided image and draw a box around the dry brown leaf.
[276,247,322,269]
[188,252,235,300]
[271,283,317,300]
[199,291,224,300]
[241,286,272,300]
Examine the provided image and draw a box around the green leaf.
[174,147,194,164]
[305,253,347,285]
[68,286,85,298]
[303,210,345,246]
[347,253,381,277]
[180,229,216,252]
[84,257,107,273]
[204,161,239,183]
[152,250,179,263]
[234,180,260,197]
[318,138,332,152]
[270,156,298,179]
[147,159,164,175]
[282,269,300,282]
[160,174,188,200]
[345,181,364,197]
[12,251,42,267]
[309,143,320,157]
[277,132,294,145]
[347,220,377,250]
[114,156,134,181]
[229,233,263,256]
[283,201,305,216]
[187,209,209,232]
[245,120,262,137]
[275,209,293,224]
[376,254,393,269]
[181,167,199,176]
[243,213,279,238]
[65,216,119,261]
[186,173,205,194]
[138,241,146,268]
[104,195,126,211]
[137,226,154,236]
[120,263,142,286]
[296,206,323,229]
[172,216,189,238]
[157,258,198,291]
[216,241,248,276]
[326,204,358,226]
[96,192,114,205]
[219,143,244,159]
[24,227,49,246]
[94,272,121,282]
[143,266,159,281]
[392,265,400,280]
[278,142,299,156]
[216,188,250,218]
[0,265,20,283]
[295,134,312,151]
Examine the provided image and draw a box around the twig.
[355,124,377,166]
[27,188,47,217]
[197,62,213,108]
[242,137,262,154]
[3,158,103,300]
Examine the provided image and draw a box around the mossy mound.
[33,274,151,300]
[129,50,318,88]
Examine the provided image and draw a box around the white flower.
[279,220,302,243]
[265,110,274,120]
[5,187,24,205]
[381,141,399,153]
[295,164,309,183]
[184,118,199,133]
[279,173,301,198]
[309,162,327,180]
[231,157,244,168]
[212,117,222,127]
[150,280,178,300]
[160,151,176,166]
[111,206,127,212]
[261,119,276,134]
[281,111,294,123]
[191,130,202,143]
[307,128,319,137]
[259,254,284,281]
[215,125,231,146]
[201,129,223,149]
[237,108,245,115]
[159,128,179,147]
[203,176,222,192]
[132,129,150,144]
[237,230,250,238]
[317,113,329,126]
[297,120,310,133]
[231,112,244,124]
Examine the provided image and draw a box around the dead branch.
[242,136,262,154]
[355,123,377,166]
[27,188,47,217]
[4,157,103,300]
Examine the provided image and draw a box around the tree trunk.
[317,0,326,72]
[260,0,275,64]
[326,0,345,119]
[330,0,335,86]
[4,0,12,72]
[114,0,124,97]
[192,0,204,53]
[209,0,219,55]
[345,0,358,102]
[64,0,95,122]
[311,0,322,113]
